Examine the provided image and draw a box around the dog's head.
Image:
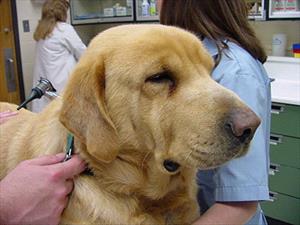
[60,24,260,174]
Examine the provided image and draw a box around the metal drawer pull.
[271,104,285,115]
[270,134,282,145]
[268,191,278,202]
[269,163,280,176]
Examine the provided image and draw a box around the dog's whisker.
[184,149,194,164]
[141,151,151,169]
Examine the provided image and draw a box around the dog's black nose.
[226,108,261,143]
[163,160,180,172]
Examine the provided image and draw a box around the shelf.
[269,11,300,18]
[136,15,159,21]
[267,56,300,63]
[245,0,262,2]
[70,0,134,25]
[248,13,266,20]
[70,0,299,25]
[72,16,133,25]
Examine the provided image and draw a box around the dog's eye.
[146,71,174,84]
[145,71,176,94]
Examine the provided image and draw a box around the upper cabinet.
[70,0,159,24]
[70,0,134,25]
[246,0,300,20]
[246,0,267,20]
[135,0,159,21]
[69,0,299,25]
[269,0,300,19]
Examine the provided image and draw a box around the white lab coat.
[31,22,86,112]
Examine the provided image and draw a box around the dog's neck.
[74,140,196,201]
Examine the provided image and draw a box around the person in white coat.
[32,0,86,112]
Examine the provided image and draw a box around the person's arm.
[0,111,18,124]
[192,201,258,225]
[0,154,86,225]
[63,24,86,61]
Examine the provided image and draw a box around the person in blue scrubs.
[158,0,271,224]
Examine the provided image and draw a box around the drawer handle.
[269,163,280,176]
[270,134,282,145]
[268,191,278,202]
[271,104,285,115]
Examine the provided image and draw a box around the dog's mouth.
[187,144,249,170]
[160,144,248,173]
[158,118,253,172]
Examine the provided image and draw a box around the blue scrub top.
[197,38,271,225]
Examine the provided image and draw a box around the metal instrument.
[17,77,58,110]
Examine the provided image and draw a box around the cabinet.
[135,0,159,21]
[70,0,134,25]
[246,0,300,20]
[69,0,299,24]
[269,0,300,19]
[261,103,300,225]
[246,0,267,20]
[69,0,159,24]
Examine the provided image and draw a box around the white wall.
[16,0,43,98]
[250,20,300,56]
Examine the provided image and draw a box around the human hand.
[0,110,18,124]
[0,153,86,225]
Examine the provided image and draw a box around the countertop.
[264,56,300,106]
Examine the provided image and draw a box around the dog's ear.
[59,55,120,163]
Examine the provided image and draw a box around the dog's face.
[60,25,260,174]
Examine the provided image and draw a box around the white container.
[285,0,298,11]
[116,7,127,16]
[127,0,132,8]
[149,0,157,16]
[272,33,287,56]
[103,8,114,17]
[142,0,150,16]
[272,0,286,12]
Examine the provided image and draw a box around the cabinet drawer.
[269,164,300,198]
[262,192,300,225]
[271,103,300,138]
[270,134,300,168]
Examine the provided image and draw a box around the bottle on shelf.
[142,0,150,16]
[272,0,286,12]
[149,0,157,16]
[127,0,133,15]
[285,0,298,12]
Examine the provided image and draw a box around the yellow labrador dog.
[0,24,260,225]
